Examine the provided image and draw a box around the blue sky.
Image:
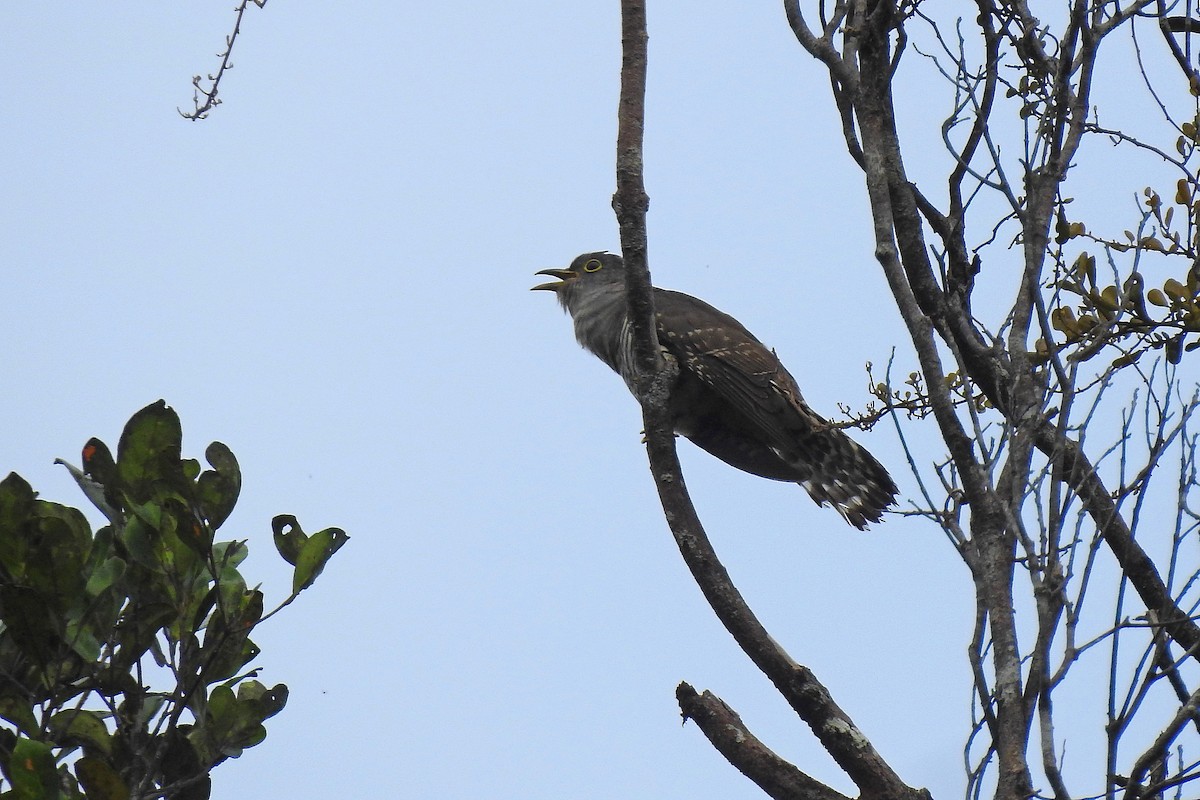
[6,3,1163,798]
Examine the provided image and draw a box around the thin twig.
[179,0,268,120]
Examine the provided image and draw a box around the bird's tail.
[796,429,898,530]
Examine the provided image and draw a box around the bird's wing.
[652,288,825,449]
[652,288,897,527]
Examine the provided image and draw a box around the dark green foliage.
[0,401,346,799]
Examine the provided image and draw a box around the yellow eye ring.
[583,259,603,272]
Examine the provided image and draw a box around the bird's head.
[532,252,627,314]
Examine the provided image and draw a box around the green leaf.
[111,603,175,671]
[0,694,40,737]
[206,638,261,685]
[181,459,202,482]
[215,578,253,623]
[64,611,103,662]
[196,442,241,530]
[271,515,306,566]
[161,729,210,800]
[0,472,37,536]
[125,500,163,531]
[187,587,220,635]
[207,684,236,721]
[22,502,92,614]
[159,513,209,576]
[75,756,130,800]
[0,474,36,581]
[201,587,264,683]
[198,582,260,659]
[292,528,349,594]
[118,515,156,567]
[47,710,112,757]
[237,681,288,721]
[91,668,140,699]
[0,585,64,668]
[85,557,126,598]
[202,681,278,761]
[130,694,167,731]
[116,401,184,503]
[8,737,59,800]
[211,541,248,578]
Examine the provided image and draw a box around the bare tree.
[615,1,1200,799]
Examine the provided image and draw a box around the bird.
[533,251,897,529]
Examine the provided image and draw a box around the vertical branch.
[613,0,656,383]
[854,15,1031,796]
[611,4,927,797]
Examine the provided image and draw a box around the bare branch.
[1036,424,1200,661]
[1124,684,1200,799]
[179,0,268,121]
[784,0,859,91]
[676,684,851,800]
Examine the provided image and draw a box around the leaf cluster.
[0,401,346,800]
[1051,203,1200,367]
[1045,116,1200,369]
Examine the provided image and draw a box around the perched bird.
[533,251,897,529]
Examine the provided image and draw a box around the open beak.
[531,268,577,292]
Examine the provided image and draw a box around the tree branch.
[180,0,267,121]
[614,3,927,798]
[1123,682,1200,799]
[784,0,859,91]
[845,3,1034,796]
[676,683,850,800]
[1035,424,1200,661]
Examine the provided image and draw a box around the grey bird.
[534,251,897,529]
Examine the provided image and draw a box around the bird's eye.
[583,259,603,272]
